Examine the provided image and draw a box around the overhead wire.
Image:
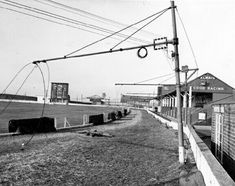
[0,61,48,147]
[65,7,171,56]
[1,0,171,58]
[1,0,150,45]
[0,62,32,96]
[111,8,169,50]
[0,65,37,115]
[35,0,159,38]
[36,0,157,44]
[35,63,46,117]
[0,5,113,39]
[45,62,50,99]
[176,8,199,70]
[1,0,115,34]
[22,63,48,148]
[159,74,175,84]
[134,73,174,84]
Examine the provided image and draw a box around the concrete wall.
[146,109,235,186]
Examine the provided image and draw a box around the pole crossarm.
[180,67,199,85]
[32,39,173,64]
[186,68,199,81]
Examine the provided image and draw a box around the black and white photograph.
[0,0,235,185]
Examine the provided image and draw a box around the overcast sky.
[0,0,235,101]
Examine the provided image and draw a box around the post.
[83,114,88,125]
[103,112,106,123]
[189,86,192,108]
[184,70,188,125]
[64,117,67,128]
[189,86,192,125]
[171,0,184,164]
[54,117,57,129]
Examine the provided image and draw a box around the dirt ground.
[0,109,197,185]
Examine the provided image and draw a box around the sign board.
[192,86,225,91]
[213,105,225,113]
[51,82,69,101]
[198,112,207,120]
[189,73,233,94]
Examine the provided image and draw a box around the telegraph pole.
[181,66,199,126]
[184,68,188,126]
[171,1,184,164]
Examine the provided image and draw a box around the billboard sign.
[51,82,69,101]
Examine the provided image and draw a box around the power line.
[34,0,157,43]
[111,8,169,50]
[134,73,174,84]
[0,62,32,96]
[65,7,171,57]
[40,0,158,38]
[0,5,110,38]
[35,63,46,117]
[19,63,49,148]
[1,0,169,57]
[45,62,50,99]
[0,65,36,115]
[1,0,150,45]
[159,74,175,84]
[2,0,115,35]
[176,8,199,69]
[0,5,142,46]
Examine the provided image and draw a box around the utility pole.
[171,0,184,164]
[184,68,188,126]
[181,66,198,126]
[182,65,188,126]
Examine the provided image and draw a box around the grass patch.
[0,110,184,185]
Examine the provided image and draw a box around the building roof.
[121,94,155,103]
[156,72,234,99]
[187,72,234,94]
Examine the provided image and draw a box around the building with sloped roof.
[156,72,235,125]
[121,94,156,108]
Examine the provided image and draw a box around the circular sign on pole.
[137,47,148,59]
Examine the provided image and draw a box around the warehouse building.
[156,72,235,125]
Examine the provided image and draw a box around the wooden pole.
[185,70,188,125]
[171,0,185,164]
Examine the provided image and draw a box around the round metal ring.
[137,47,148,59]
